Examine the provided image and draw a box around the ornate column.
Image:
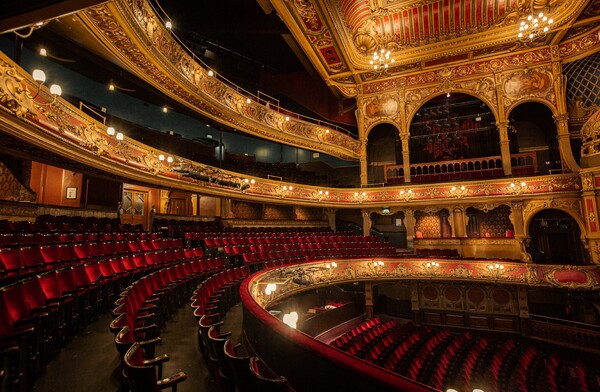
[365,282,374,319]
[497,121,513,175]
[221,198,234,219]
[362,210,372,237]
[581,172,600,264]
[494,72,512,175]
[401,134,411,183]
[360,138,368,186]
[509,201,531,262]
[404,209,416,249]
[552,59,580,173]
[452,208,466,237]
[324,208,337,232]
[555,113,580,173]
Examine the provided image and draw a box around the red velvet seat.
[123,342,187,392]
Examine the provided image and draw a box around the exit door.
[121,190,149,230]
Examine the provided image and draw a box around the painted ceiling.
[268,0,600,94]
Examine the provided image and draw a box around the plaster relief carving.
[503,69,552,98]
[365,96,399,118]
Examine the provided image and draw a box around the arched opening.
[508,102,559,175]
[528,209,586,265]
[409,93,499,182]
[367,123,400,184]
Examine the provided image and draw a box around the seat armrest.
[157,371,187,391]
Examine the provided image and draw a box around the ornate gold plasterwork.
[522,198,584,232]
[76,0,360,160]
[580,172,594,191]
[249,259,600,309]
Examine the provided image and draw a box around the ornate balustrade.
[385,152,539,184]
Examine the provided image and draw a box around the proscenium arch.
[407,92,500,164]
[405,89,500,130]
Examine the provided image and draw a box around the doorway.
[121,189,149,230]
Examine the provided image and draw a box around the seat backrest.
[123,342,159,392]
[224,340,253,392]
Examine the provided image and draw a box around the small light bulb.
[32,69,46,83]
[165,21,172,29]
[167,156,173,163]
[158,154,165,161]
[285,116,290,121]
[207,70,214,77]
[107,127,115,136]
[39,48,47,56]
[109,84,115,91]
[116,132,124,141]
[246,98,251,104]
[408,189,412,194]
[162,106,168,113]
[49,84,62,96]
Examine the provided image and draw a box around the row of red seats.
[0,238,184,284]
[0,230,164,248]
[431,334,475,389]
[204,233,379,248]
[239,246,395,265]
[415,248,460,258]
[111,263,216,391]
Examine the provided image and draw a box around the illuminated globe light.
[107,127,116,136]
[265,283,277,295]
[32,69,46,83]
[50,84,62,96]
[282,311,298,329]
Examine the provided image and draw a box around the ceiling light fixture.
[518,12,553,42]
[370,48,394,71]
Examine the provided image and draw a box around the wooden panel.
[468,315,489,328]
[446,313,465,327]
[423,311,442,324]
[493,317,517,331]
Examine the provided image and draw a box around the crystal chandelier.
[518,12,553,41]
[370,48,394,71]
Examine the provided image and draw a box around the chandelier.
[518,12,553,41]
[370,48,394,71]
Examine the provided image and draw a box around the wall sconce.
[450,185,468,198]
[23,69,62,106]
[165,21,173,30]
[369,260,385,275]
[108,82,136,92]
[314,190,329,201]
[240,178,255,192]
[424,261,440,276]
[488,263,504,280]
[354,191,368,203]
[207,70,214,77]
[509,181,527,195]
[107,127,116,136]
[162,106,169,113]
[39,47,76,63]
[275,185,293,198]
[399,189,413,201]
[116,132,124,141]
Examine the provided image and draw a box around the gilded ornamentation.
[581,109,600,158]
[581,172,594,191]
[364,96,399,118]
[450,265,472,279]
[503,69,553,99]
[293,0,323,33]
[0,64,37,119]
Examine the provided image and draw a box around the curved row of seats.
[330,319,600,392]
[0,229,209,392]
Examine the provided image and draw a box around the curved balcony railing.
[72,0,361,160]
